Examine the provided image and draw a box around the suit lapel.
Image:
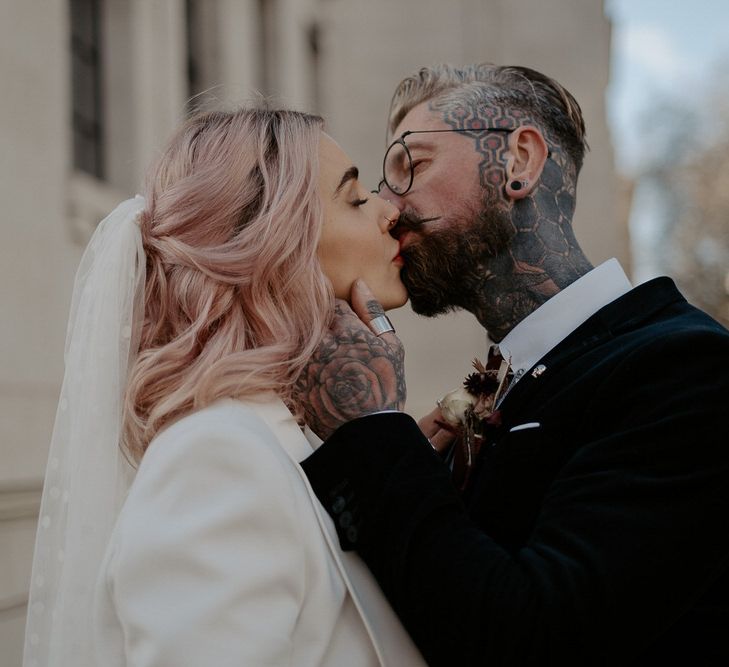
[253,398,425,667]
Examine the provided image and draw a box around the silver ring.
[369,314,395,336]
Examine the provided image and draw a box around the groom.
[297,64,729,666]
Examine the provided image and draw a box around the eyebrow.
[334,166,359,197]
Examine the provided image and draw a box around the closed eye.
[351,197,369,207]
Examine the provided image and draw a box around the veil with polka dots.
[23,197,146,666]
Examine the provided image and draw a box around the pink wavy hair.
[122,108,332,460]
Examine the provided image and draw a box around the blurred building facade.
[0,0,621,661]
[626,87,729,329]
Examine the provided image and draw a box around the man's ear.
[504,126,549,200]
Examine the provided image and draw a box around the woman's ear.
[504,126,549,200]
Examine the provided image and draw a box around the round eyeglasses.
[376,127,515,196]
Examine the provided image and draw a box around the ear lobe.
[504,126,549,199]
[506,178,531,199]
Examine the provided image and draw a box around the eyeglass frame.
[375,127,518,196]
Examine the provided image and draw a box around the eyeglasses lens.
[383,141,411,195]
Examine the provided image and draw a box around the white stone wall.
[0,1,620,662]
[1,2,71,661]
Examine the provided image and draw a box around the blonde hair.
[123,108,331,460]
[388,63,588,174]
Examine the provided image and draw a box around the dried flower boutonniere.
[437,357,511,490]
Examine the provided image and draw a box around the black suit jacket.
[303,278,729,666]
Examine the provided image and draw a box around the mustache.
[393,210,441,233]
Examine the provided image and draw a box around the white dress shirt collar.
[496,259,632,380]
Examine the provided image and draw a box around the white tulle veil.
[23,196,147,666]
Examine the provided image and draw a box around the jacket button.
[346,526,358,543]
[339,511,352,528]
[332,496,346,514]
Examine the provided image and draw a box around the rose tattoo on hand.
[295,283,406,440]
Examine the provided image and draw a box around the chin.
[379,286,409,312]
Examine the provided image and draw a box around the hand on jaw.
[295,279,406,440]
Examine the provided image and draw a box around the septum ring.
[369,314,395,336]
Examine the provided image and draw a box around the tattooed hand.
[295,279,406,440]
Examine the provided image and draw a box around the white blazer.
[93,397,426,666]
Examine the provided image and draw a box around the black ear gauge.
[510,180,523,191]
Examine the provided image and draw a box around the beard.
[397,199,514,317]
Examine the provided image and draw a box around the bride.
[23,108,425,666]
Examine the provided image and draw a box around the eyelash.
[351,197,369,207]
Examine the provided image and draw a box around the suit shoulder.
[149,398,277,452]
[617,304,729,361]
[136,399,292,492]
[112,399,307,559]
